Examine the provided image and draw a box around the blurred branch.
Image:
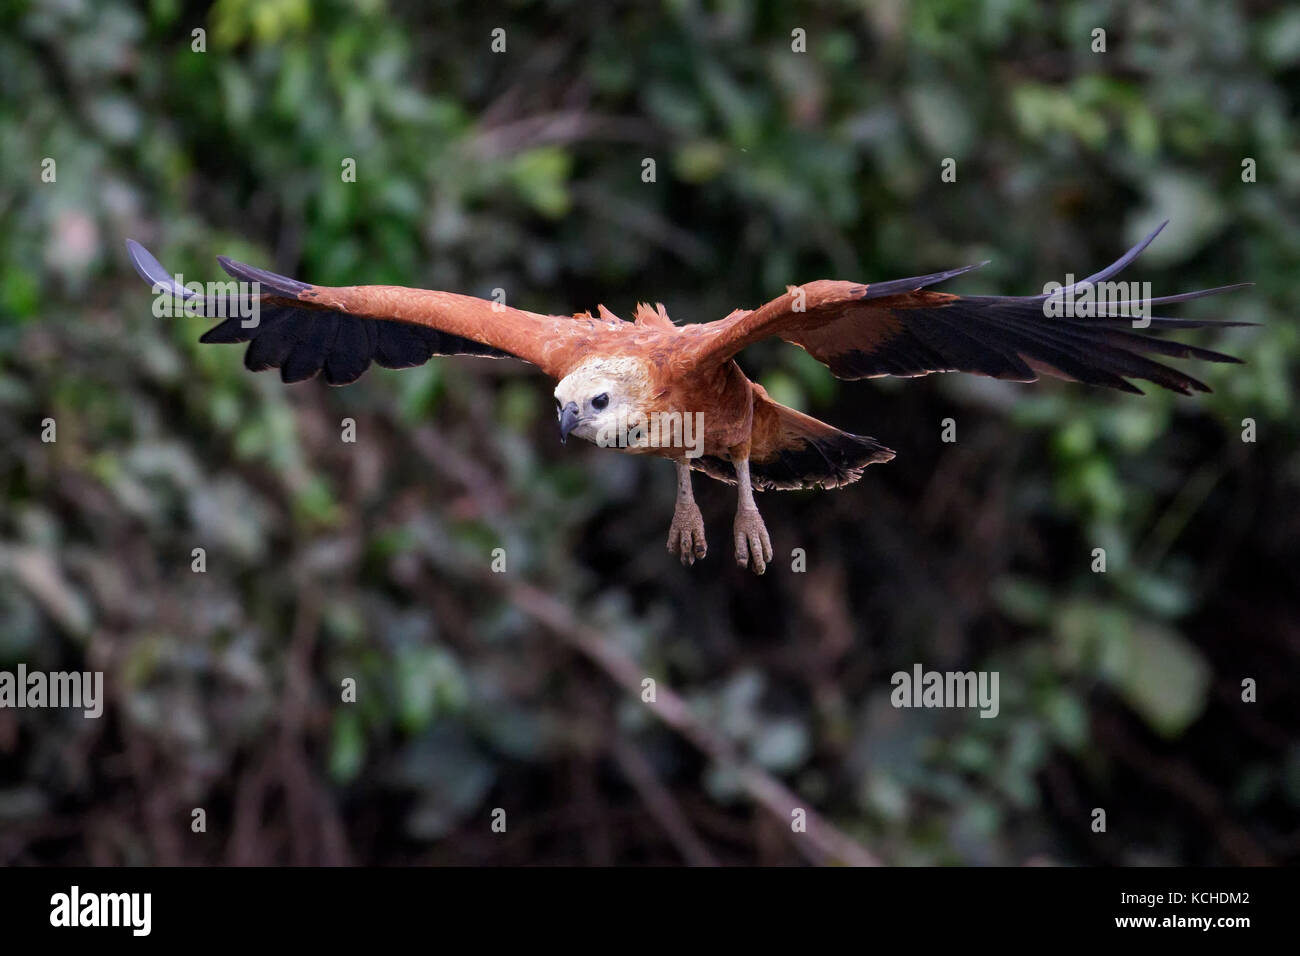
[501,579,883,867]
[1095,712,1271,866]
[468,111,658,159]
[1136,461,1223,569]
[609,737,718,866]
[572,183,715,267]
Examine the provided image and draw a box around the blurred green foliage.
[0,0,1296,864]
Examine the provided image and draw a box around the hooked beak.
[558,402,581,444]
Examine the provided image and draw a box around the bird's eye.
[591,393,609,410]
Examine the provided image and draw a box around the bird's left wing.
[686,223,1252,395]
[127,240,602,384]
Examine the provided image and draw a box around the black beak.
[558,402,581,444]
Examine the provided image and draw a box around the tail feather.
[692,386,894,491]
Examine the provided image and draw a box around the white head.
[553,357,652,446]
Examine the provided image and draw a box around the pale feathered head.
[553,357,653,445]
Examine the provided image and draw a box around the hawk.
[127,223,1249,574]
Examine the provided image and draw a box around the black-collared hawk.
[127,222,1249,574]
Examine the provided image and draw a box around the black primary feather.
[838,223,1253,395]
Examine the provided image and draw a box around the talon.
[668,495,707,569]
[733,506,772,575]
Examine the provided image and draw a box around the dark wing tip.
[1099,282,1255,311]
[216,255,312,297]
[862,260,991,300]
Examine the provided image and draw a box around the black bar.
[0,866,1279,942]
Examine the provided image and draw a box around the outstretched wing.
[689,222,1252,395]
[126,240,603,384]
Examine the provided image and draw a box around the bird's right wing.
[127,240,603,384]
[686,223,1252,395]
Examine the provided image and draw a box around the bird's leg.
[732,455,773,575]
[666,461,707,566]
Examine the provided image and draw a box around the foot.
[733,507,773,575]
[667,501,707,565]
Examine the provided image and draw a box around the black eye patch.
[591,393,609,410]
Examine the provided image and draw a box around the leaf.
[329,710,365,784]
[1110,622,1211,737]
[751,717,810,772]
[509,148,572,219]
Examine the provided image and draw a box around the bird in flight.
[127,223,1249,574]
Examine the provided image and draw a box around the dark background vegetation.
[1,0,1297,865]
